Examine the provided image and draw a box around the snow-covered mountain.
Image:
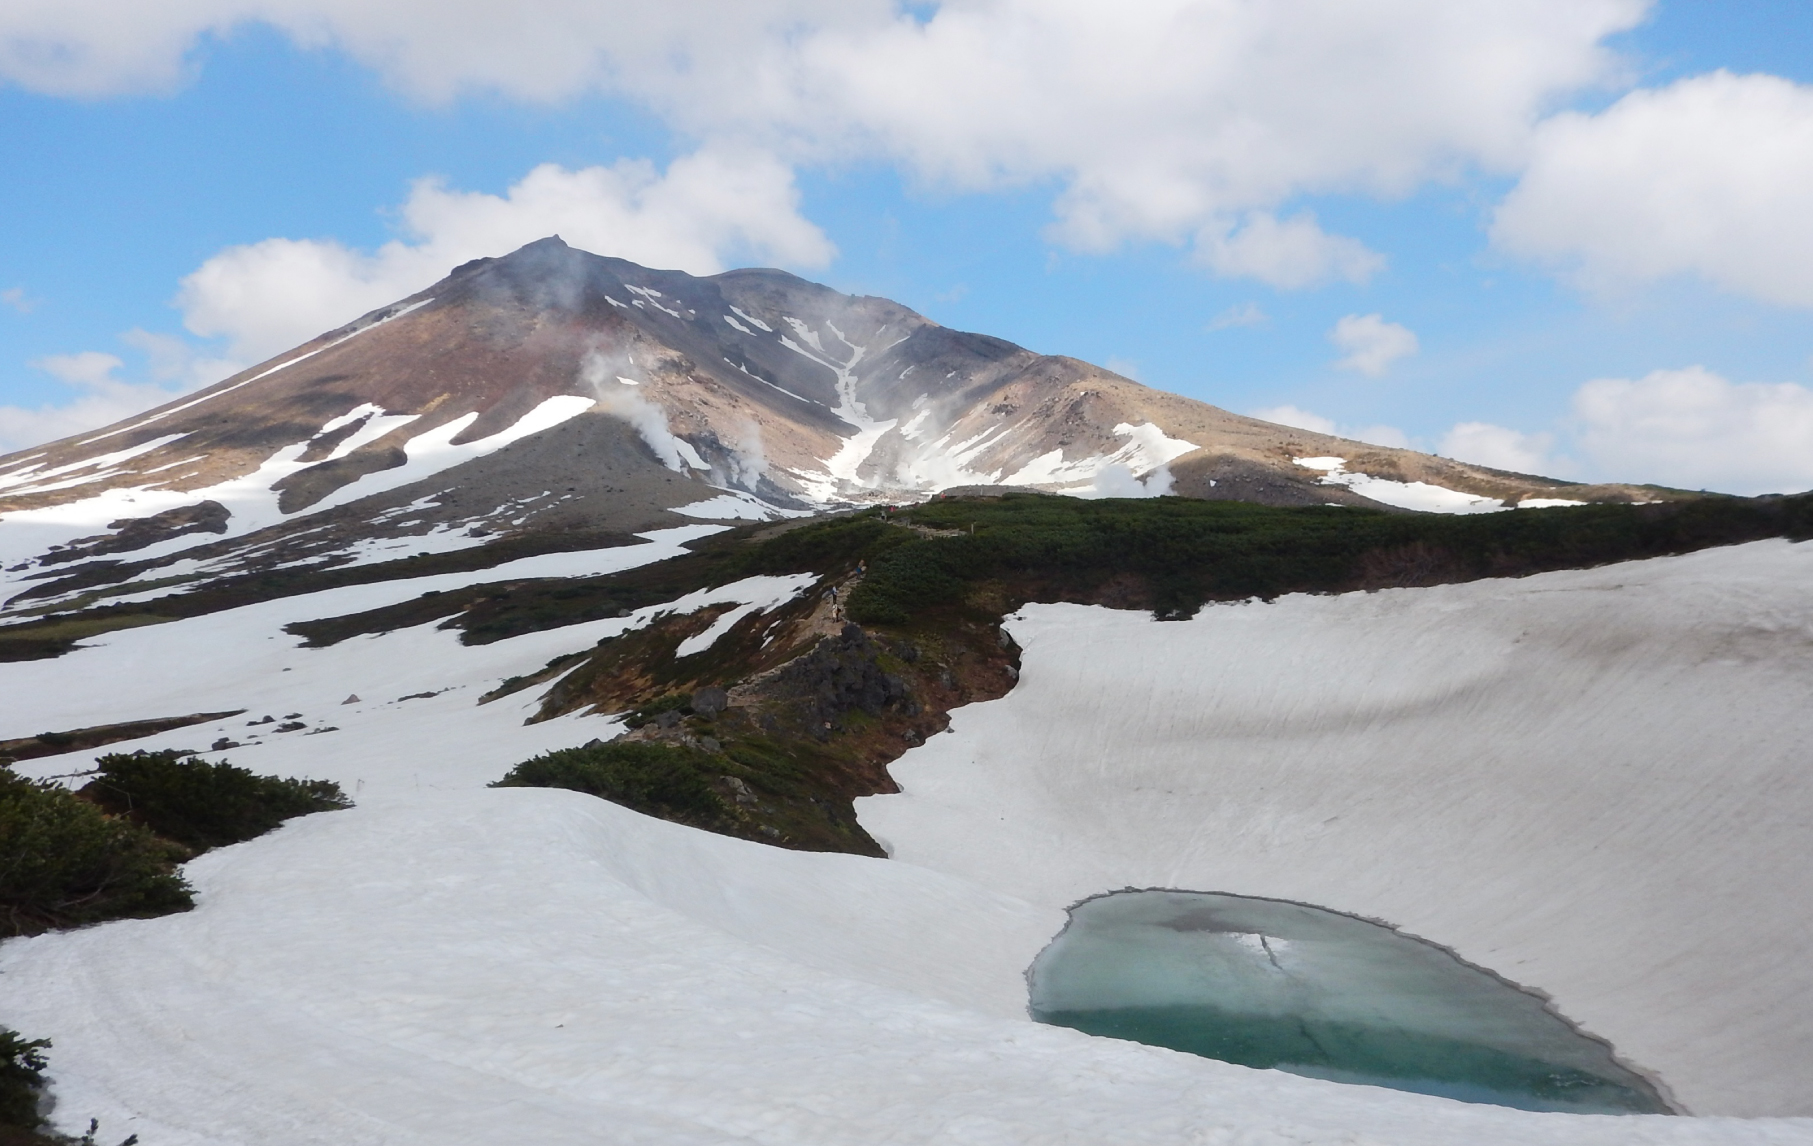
[0,237,1656,632]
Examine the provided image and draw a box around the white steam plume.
[1088,462,1172,499]
[581,350,704,472]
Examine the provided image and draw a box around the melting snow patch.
[308,396,598,515]
[672,490,809,521]
[1294,457,1505,514]
[0,433,191,495]
[673,574,816,657]
[728,305,773,332]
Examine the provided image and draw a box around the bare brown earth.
[494,569,1019,855]
[0,710,245,764]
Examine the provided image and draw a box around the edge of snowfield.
[0,537,1803,1141]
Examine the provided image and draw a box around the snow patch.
[673,574,815,657]
[1294,456,1505,514]
[728,305,773,333]
[1519,497,1589,509]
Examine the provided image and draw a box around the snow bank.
[860,539,1813,1117]
[0,525,728,782]
[6,791,1803,1145]
[5,534,1813,1139]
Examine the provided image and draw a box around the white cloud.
[1249,404,1410,449]
[0,350,197,453]
[1104,357,1140,381]
[1439,421,1556,474]
[1570,366,1813,494]
[1493,71,1813,309]
[1,287,33,313]
[1193,213,1383,289]
[0,1,1647,281]
[179,149,834,363]
[33,350,122,389]
[0,0,877,101]
[1329,314,1419,377]
[1434,366,1813,493]
[1206,302,1267,331]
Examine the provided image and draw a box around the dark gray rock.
[692,686,729,717]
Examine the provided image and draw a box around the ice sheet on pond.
[1028,890,1667,1114]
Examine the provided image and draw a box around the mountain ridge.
[0,237,1676,636]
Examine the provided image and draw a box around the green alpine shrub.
[0,771,192,938]
[80,750,350,852]
[492,741,728,825]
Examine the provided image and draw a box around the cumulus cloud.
[0,348,209,452]
[0,0,877,101]
[1439,421,1556,474]
[1493,71,1813,309]
[1435,366,1813,494]
[1329,314,1419,377]
[0,0,1647,278]
[1570,366,1813,494]
[180,149,833,364]
[1194,213,1383,289]
[1250,404,1410,449]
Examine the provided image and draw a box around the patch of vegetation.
[0,1029,49,1130]
[80,750,351,853]
[0,615,172,663]
[848,491,1813,623]
[0,770,192,938]
[491,741,731,828]
[620,692,695,729]
[477,652,589,704]
[0,1029,138,1145]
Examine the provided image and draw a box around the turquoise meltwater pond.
[1028,890,1669,1114]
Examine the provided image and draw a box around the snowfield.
[864,539,1813,1118]
[3,535,1813,1141]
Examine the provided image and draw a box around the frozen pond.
[1028,891,1669,1114]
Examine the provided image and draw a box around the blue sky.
[2,1,1812,493]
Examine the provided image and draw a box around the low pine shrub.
[0,1030,139,1145]
[0,771,192,938]
[80,750,351,853]
[492,741,728,826]
[0,1029,49,1130]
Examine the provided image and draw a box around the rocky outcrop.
[39,501,230,565]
